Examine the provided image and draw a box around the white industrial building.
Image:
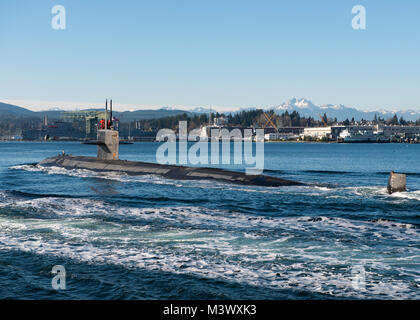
[303,125,420,141]
[302,126,346,139]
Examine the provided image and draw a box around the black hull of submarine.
[38,156,303,187]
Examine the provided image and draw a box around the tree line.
[124,109,420,132]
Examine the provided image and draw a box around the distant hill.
[115,109,195,122]
[0,102,36,117]
[0,102,64,119]
[0,102,195,122]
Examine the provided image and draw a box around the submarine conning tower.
[97,99,119,160]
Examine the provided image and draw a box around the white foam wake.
[0,196,419,299]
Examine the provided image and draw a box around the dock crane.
[262,111,279,132]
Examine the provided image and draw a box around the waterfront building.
[376,125,420,137]
[303,126,345,139]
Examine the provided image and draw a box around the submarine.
[38,100,303,188]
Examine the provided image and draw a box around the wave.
[304,170,351,174]
[1,186,419,299]
[369,218,415,229]
[0,204,418,299]
[388,190,420,201]
[1,192,417,236]
[263,169,286,174]
[9,164,42,172]
[334,186,420,202]
[6,190,77,199]
[376,171,420,176]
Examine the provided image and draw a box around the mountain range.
[1,99,420,122]
[272,98,420,121]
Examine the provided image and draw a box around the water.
[0,141,419,299]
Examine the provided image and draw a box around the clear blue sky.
[0,0,419,111]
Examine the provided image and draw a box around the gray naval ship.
[38,100,302,188]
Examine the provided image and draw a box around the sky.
[0,0,419,112]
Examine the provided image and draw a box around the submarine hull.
[38,155,303,187]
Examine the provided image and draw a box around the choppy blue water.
[0,141,419,299]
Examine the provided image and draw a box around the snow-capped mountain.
[39,107,64,112]
[160,106,180,111]
[272,98,420,121]
[161,106,215,114]
[190,107,214,114]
